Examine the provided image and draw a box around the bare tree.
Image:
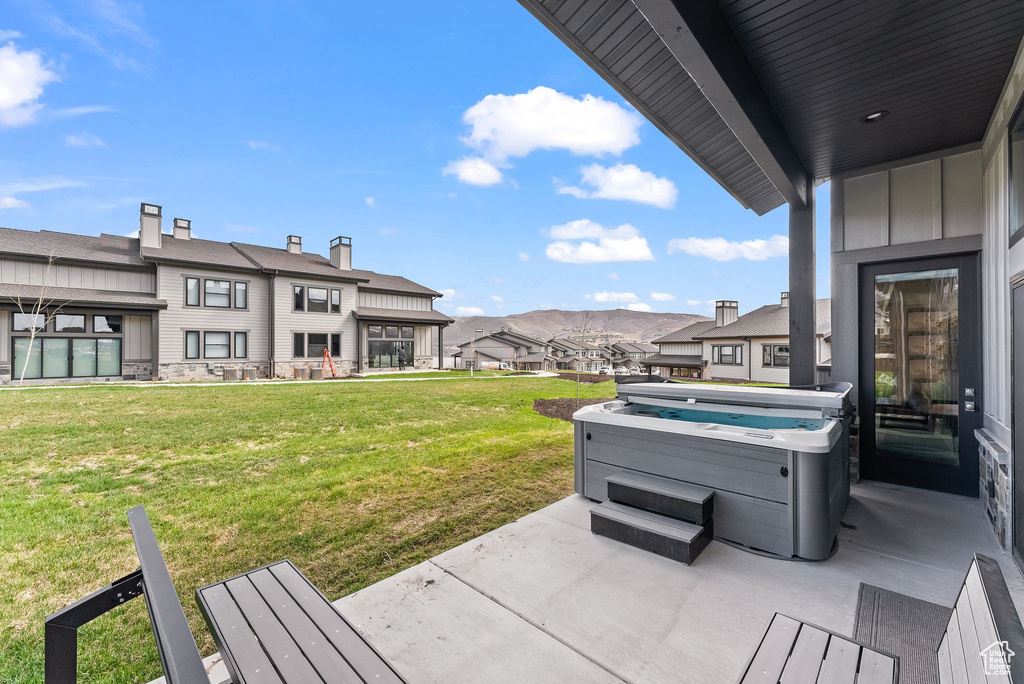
[13,254,68,384]
[562,311,609,408]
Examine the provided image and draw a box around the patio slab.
[336,481,1024,684]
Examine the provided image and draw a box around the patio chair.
[44,506,406,683]
[737,554,1024,683]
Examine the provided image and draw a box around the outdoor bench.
[44,506,405,683]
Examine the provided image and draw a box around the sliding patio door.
[1013,283,1024,571]
[859,254,981,496]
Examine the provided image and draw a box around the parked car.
[629,367,642,375]
[615,366,629,375]
[598,366,611,375]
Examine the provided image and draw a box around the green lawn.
[0,376,614,683]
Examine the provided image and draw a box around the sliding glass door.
[368,341,414,368]
[12,337,122,380]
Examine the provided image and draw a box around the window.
[401,326,414,339]
[13,338,41,379]
[1011,95,1024,245]
[96,339,121,376]
[307,333,328,358]
[293,286,305,311]
[308,288,329,313]
[185,331,200,359]
[331,333,341,357]
[72,339,97,376]
[204,331,231,358]
[385,325,399,338]
[13,313,46,332]
[293,332,305,358]
[13,337,120,378]
[713,344,743,366]
[234,332,247,358]
[205,280,231,308]
[234,282,248,309]
[94,315,122,334]
[331,289,341,313]
[42,339,68,378]
[764,344,790,368]
[185,277,200,306]
[368,325,382,338]
[55,315,86,333]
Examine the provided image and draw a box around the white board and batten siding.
[702,339,749,381]
[658,342,701,355]
[0,310,9,364]
[123,315,153,362]
[156,264,270,363]
[0,257,155,293]
[357,291,431,311]
[274,276,357,361]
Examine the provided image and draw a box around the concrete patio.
[335,481,1024,683]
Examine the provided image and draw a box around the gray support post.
[356,320,363,374]
[150,311,159,381]
[438,325,443,370]
[788,182,816,386]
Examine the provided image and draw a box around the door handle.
[965,401,976,412]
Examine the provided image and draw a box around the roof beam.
[632,0,810,207]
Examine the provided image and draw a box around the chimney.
[715,300,739,327]
[139,203,162,251]
[286,235,302,254]
[780,291,790,307]
[172,217,191,240]
[329,236,352,269]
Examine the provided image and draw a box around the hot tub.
[573,380,854,560]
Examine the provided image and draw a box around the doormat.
[854,584,952,684]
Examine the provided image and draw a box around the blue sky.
[0,1,830,319]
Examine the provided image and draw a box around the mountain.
[443,308,711,348]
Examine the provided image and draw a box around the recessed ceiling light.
[861,110,889,123]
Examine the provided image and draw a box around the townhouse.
[453,329,556,370]
[0,203,451,384]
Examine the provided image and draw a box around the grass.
[354,369,512,379]
[0,375,614,683]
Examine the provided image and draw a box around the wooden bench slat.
[741,614,801,683]
[268,562,405,684]
[954,585,989,683]
[225,576,325,683]
[816,635,859,684]
[945,609,970,684]
[246,568,363,684]
[937,634,953,684]
[964,563,1012,684]
[780,623,828,683]
[857,647,896,684]
[198,584,284,684]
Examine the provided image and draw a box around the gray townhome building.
[0,203,452,384]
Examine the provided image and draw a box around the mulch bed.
[550,372,615,384]
[533,397,613,422]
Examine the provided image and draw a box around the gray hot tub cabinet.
[573,382,853,560]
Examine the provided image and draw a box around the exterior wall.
[155,263,270,379]
[751,337,792,384]
[123,315,152,362]
[0,257,155,293]
[357,291,431,311]
[658,341,701,355]
[413,325,432,366]
[273,275,356,368]
[702,339,750,380]
[0,310,9,365]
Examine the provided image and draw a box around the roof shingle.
[0,227,146,267]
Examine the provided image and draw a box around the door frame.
[1011,276,1024,575]
[858,252,982,496]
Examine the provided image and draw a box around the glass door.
[859,255,981,496]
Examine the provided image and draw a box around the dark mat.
[854,584,952,684]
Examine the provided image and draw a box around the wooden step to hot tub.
[591,501,713,565]
[605,472,714,525]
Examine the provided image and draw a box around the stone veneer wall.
[274,359,353,379]
[977,428,1012,551]
[159,361,271,382]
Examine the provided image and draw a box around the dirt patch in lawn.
[533,397,613,422]
[550,372,614,384]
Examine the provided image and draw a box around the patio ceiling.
[519,0,1024,214]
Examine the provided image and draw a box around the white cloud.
[585,291,639,303]
[627,302,653,312]
[0,175,85,208]
[0,196,28,209]
[668,234,789,262]
[460,86,641,161]
[442,156,503,186]
[558,163,677,209]
[491,295,504,302]
[364,196,376,208]
[0,42,59,127]
[650,292,675,302]
[246,140,280,151]
[456,306,484,316]
[545,219,654,264]
[607,272,619,280]
[517,252,530,262]
[439,288,456,297]
[65,132,105,147]
[51,105,115,119]
[0,31,24,41]
[378,226,396,236]
[686,299,702,307]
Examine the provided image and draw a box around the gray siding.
[123,315,152,362]
[357,291,431,311]
[274,277,356,361]
[658,342,701,355]
[156,264,270,363]
[0,257,155,292]
[0,310,8,363]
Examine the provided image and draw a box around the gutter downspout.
[357,317,363,374]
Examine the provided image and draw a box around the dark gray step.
[606,471,714,525]
[591,501,713,565]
